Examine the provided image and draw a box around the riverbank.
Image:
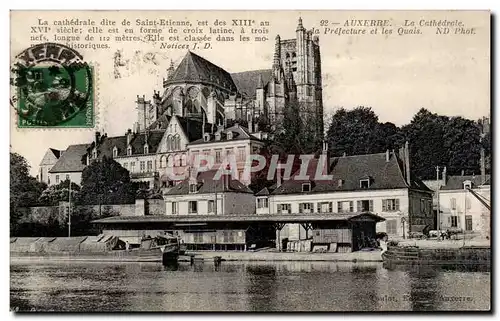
[10,249,384,263]
[181,250,383,262]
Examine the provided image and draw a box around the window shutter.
[356,201,362,212]
[395,199,400,211]
[349,201,354,212]
[299,204,303,213]
[337,202,341,213]
[382,200,387,211]
[369,200,374,212]
[329,202,333,213]
[448,216,451,224]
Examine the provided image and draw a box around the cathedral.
[42,18,325,189]
[134,18,324,138]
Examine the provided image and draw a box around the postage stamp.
[10,42,94,128]
[9,10,490,313]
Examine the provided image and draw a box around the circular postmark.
[10,43,93,127]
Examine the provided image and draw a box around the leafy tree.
[38,179,80,206]
[326,106,399,156]
[272,100,322,154]
[402,109,484,178]
[78,156,136,205]
[401,108,450,179]
[443,117,481,175]
[10,152,46,234]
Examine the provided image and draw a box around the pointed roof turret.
[296,17,305,31]
[256,73,264,89]
[164,51,237,92]
[166,59,175,80]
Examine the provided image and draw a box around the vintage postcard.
[10,10,491,312]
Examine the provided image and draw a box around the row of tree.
[268,105,490,180]
[10,154,141,235]
[326,107,490,179]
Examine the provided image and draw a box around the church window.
[173,136,181,151]
[166,135,172,151]
[187,86,200,100]
[160,155,167,168]
[181,154,187,167]
[174,154,181,167]
[167,155,173,167]
[127,146,132,156]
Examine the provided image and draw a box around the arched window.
[160,155,167,168]
[181,154,187,167]
[112,147,118,158]
[167,155,173,167]
[166,135,172,151]
[174,154,181,167]
[127,146,132,156]
[174,135,181,151]
[144,145,149,154]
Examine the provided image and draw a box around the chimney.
[224,164,231,190]
[461,169,465,176]
[322,141,330,174]
[126,129,132,145]
[385,149,390,162]
[442,166,447,185]
[480,145,486,184]
[342,152,346,157]
[404,141,411,185]
[202,113,206,136]
[276,163,282,188]
[248,116,253,133]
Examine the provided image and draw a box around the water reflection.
[10,261,490,312]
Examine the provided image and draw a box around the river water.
[10,260,490,312]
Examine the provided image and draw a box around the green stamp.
[11,43,94,128]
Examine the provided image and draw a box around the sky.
[10,10,490,176]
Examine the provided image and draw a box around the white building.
[38,148,62,185]
[438,175,490,237]
[187,123,266,185]
[256,146,434,240]
[164,170,255,216]
[47,144,89,186]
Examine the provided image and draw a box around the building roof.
[92,212,385,224]
[94,131,166,158]
[189,123,258,145]
[164,51,237,93]
[149,114,172,131]
[262,152,432,196]
[49,144,89,173]
[441,175,491,190]
[255,187,271,196]
[176,115,213,142]
[230,69,273,98]
[165,169,253,195]
[49,148,62,159]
